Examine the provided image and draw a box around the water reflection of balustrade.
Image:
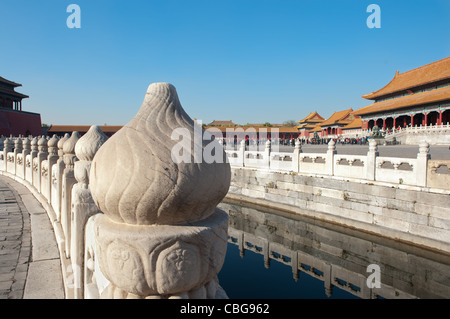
[225,138,450,189]
[221,201,450,299]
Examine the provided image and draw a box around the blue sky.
[1,0,449,126]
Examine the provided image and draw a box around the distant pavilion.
[296,112,324,139]
[315,108,360,138]
[0,76,42,136]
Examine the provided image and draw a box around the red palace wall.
[0,109,42,136]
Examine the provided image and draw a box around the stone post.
[264,139,271,169]
[89,83,230,299]
[292,139,301,172]
[71,125,108,299]
[3,138,12,172]
[14,137,23,175]
[61,131,80,258]
[366,139,378,181]
[53,134,70,221]
[37,136,49,193]
[238,139,245,167]
[22,138,31,179]
[326,139,336,176]
[416,141,430,187]
[30,137,39,186]
[47,135,59,204]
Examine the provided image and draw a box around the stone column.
[30,137,39,186]
[22,138,31,179]
[53,133,70,221]
[3,138,12,172]
[366,139,378,181]
[416,141,430,187]
[14,137,23,175]
[326,139,336,176]
[61,131,80,258]
[292,139,301,172]
[71,126,108,299]
[89,83,230,299]
[47,135,59,204]
[264,140,271,169]
[37,136,49,193]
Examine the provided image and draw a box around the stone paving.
[0,175,64,299]
[0,177,31,299]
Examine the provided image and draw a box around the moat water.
[217,199,450,299]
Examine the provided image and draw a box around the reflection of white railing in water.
[225,139,450,190]
[222,193,450,299]
[227,227,419,299]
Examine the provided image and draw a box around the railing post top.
[14,137,23,148]
[63,131,80,155]
[22,137,31,150]
[75,125,108,162]
[63,131,80,167]
[419,141,430,154]
[57,133,70,156]
[368,138,378,152]
[48,135,59,155]
[89,82,231,226]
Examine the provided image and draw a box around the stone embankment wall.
[227,167,450,253]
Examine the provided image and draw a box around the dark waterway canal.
[217,199,450,299]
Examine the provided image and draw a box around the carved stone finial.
[74,126,108,187]
[89,83,230,299]
[369,138,378,151]
[327,139,336,154]
[75,126,108,162]
[63,131,80,167]
[419,141,430,154]
[90,83,231,226]
[58,133,70,158]
[23,137,31,151]
[31,137,39,153]
[38,136,48,153]
[48,135,59,155]
[15,138,23,152]
[4,137,11,151]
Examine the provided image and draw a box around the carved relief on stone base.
[94,208,228,299]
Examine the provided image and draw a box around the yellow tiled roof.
[362,56,450,100]
[354,87,450,116]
